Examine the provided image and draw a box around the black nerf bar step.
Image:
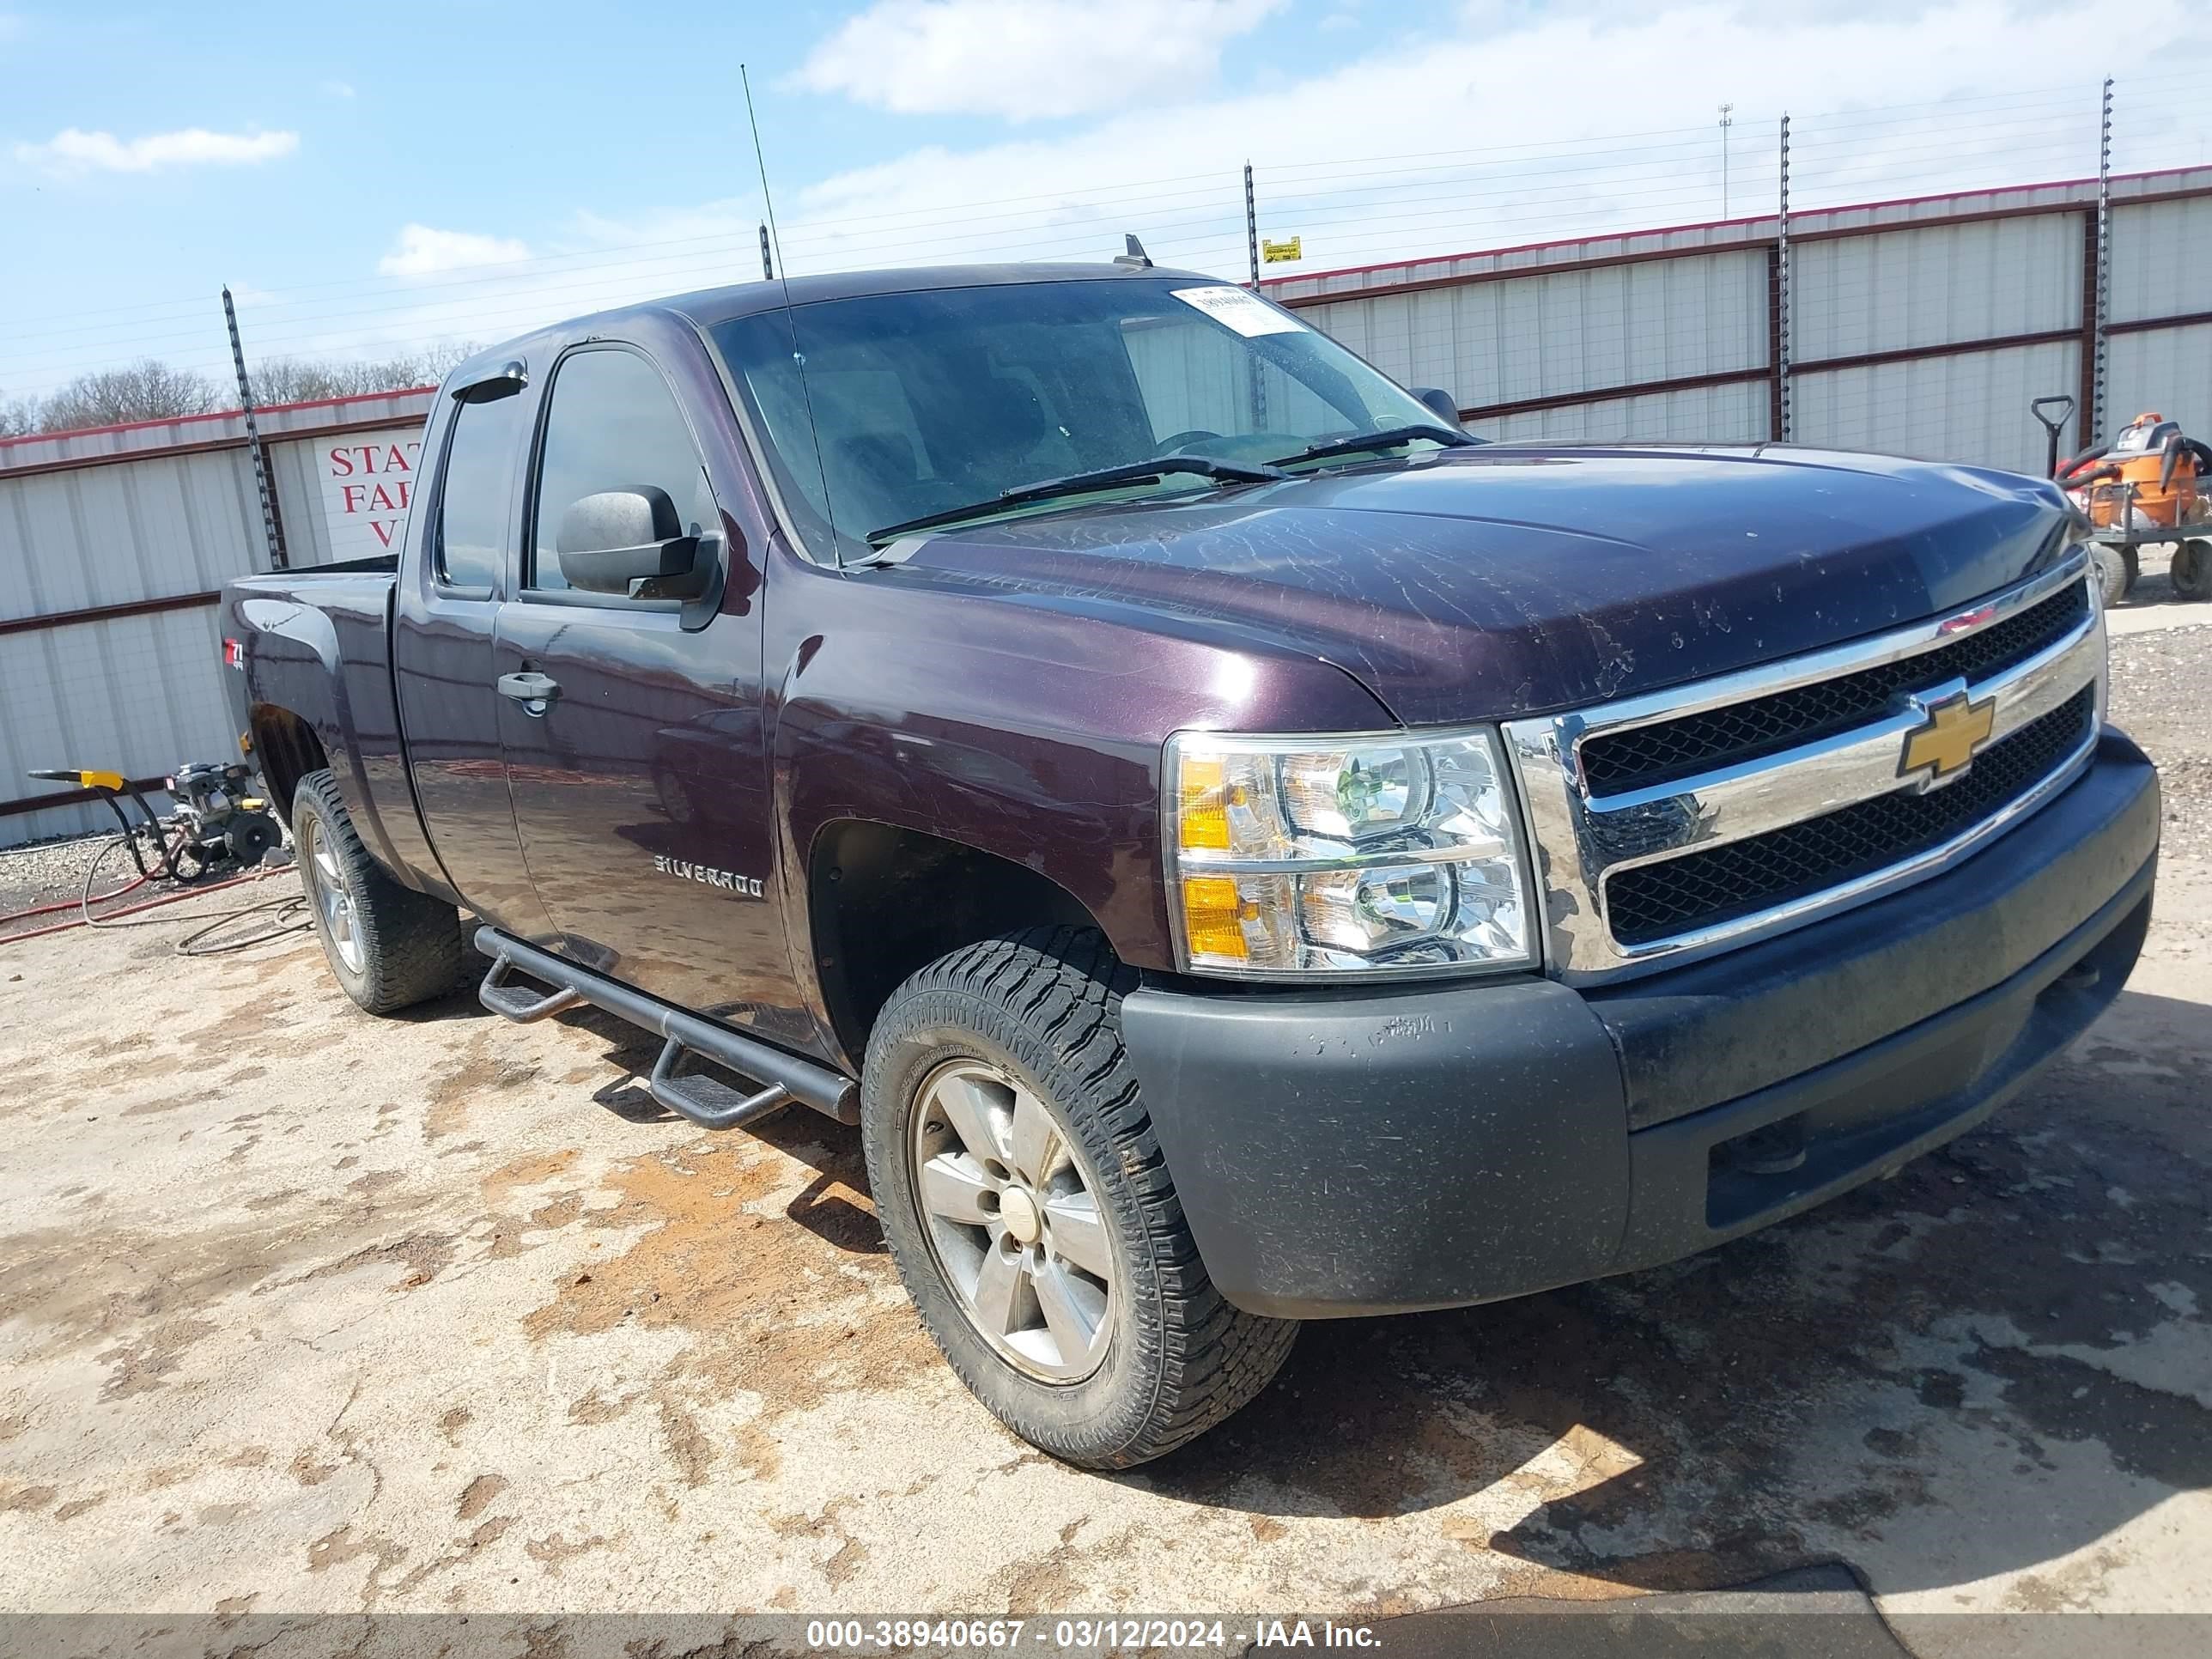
[647,1035,792,1131]
[471,927,860,1126]
[478,949,584,1022]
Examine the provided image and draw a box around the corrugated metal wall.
[1790,216,2081,358]
[1,448,261,612]
[1,392,428,846]
[1268,167,2212,487]
[1791,341,2083,478]
[0,607,240,845]
[1464,380,1771,445]
[1309,249,1771,412]
[2106,196,2212,439]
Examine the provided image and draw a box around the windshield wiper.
[1267,423,1480,468]
[866,457,1286,546]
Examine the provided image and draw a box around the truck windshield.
[708,277,1458,560]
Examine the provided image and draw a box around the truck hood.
[882,445,2075,725]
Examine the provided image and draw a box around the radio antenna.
[741,63,841,568]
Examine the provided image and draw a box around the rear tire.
[2173,538,2212,601]
[861,927,1297,1468]
[293,769,468,1014]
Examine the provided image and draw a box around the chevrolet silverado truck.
[222,264,2159,1469]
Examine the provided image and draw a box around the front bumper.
[1120,730,2160,1320]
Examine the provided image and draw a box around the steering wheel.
[1152,429,1225,456]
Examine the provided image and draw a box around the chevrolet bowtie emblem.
[1899,690,1996,783]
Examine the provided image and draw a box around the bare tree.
[37,360,223,430]
[15,341,484,435]
[250,341,484,406]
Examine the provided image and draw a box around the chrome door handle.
[496,672,560,714]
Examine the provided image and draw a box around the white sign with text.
[315,428,422,561]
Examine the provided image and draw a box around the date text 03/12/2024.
[800,1618,1381,1650]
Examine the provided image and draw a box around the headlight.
[1164,726,1534,979]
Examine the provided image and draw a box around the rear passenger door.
[391,376,556,941]
[493,342,784,1025]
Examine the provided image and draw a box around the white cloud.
[321,79,357,100]
[14,125,298,173]
[794,0,1284,120]
[16,0,2209,404]
[773,1,2181,277]
[378,224,532,277]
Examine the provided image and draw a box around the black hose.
[78,826,312,953]
[173,895,312,956]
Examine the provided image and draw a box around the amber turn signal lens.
[1178,757,1231,851]
[1180,874,1249,961]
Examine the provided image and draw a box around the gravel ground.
[2108,622,2211,863]
[0,833,180,921]
[0,823,295,939]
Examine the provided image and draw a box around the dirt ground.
[0,625,2206,1650]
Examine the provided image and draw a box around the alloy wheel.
[300,817,364,975]
[907,1059,1116,1382]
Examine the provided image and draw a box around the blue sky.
[4,1,2209,404]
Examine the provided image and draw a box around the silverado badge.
[653,854,763,898]
[1899,690,1996,785]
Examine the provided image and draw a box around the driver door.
[492,341,785,1028]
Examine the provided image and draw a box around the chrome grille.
[1606,684,2096,946]
[1579,580,2090,796]
[1503,556,2105,983]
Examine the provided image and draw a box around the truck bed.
[223,562,441,897]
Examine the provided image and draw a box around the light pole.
[1719,103,1735,216]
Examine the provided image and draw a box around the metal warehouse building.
[4,163,2210,847]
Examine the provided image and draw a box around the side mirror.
[556,486,711,598]
[1413,387,1464,429]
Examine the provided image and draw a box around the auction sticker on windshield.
[1171,285,1308,337]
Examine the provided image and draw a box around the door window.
[528,348,715,596]
[434,393,524,592]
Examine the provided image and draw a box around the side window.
[434,392,524,592]
[528,349,714,597]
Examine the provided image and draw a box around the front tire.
[861,927,1297,1468]
[293,769,468,1014]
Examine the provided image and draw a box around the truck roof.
[447,262,1213,388]
[670,261,1210,325]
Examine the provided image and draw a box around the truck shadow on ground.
[544,1004,890,1257]
[1133,987,2210,1599]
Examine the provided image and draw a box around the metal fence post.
[1776,114,1792,443]
[222,286,288,572]
[759,222,774,283]
[2092,76,2112,445]
[1245,161,1261,289]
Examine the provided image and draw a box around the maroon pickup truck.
[224,263,2158,1468]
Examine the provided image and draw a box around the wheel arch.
[806,817,1104,1073]
[246,703,329,829]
